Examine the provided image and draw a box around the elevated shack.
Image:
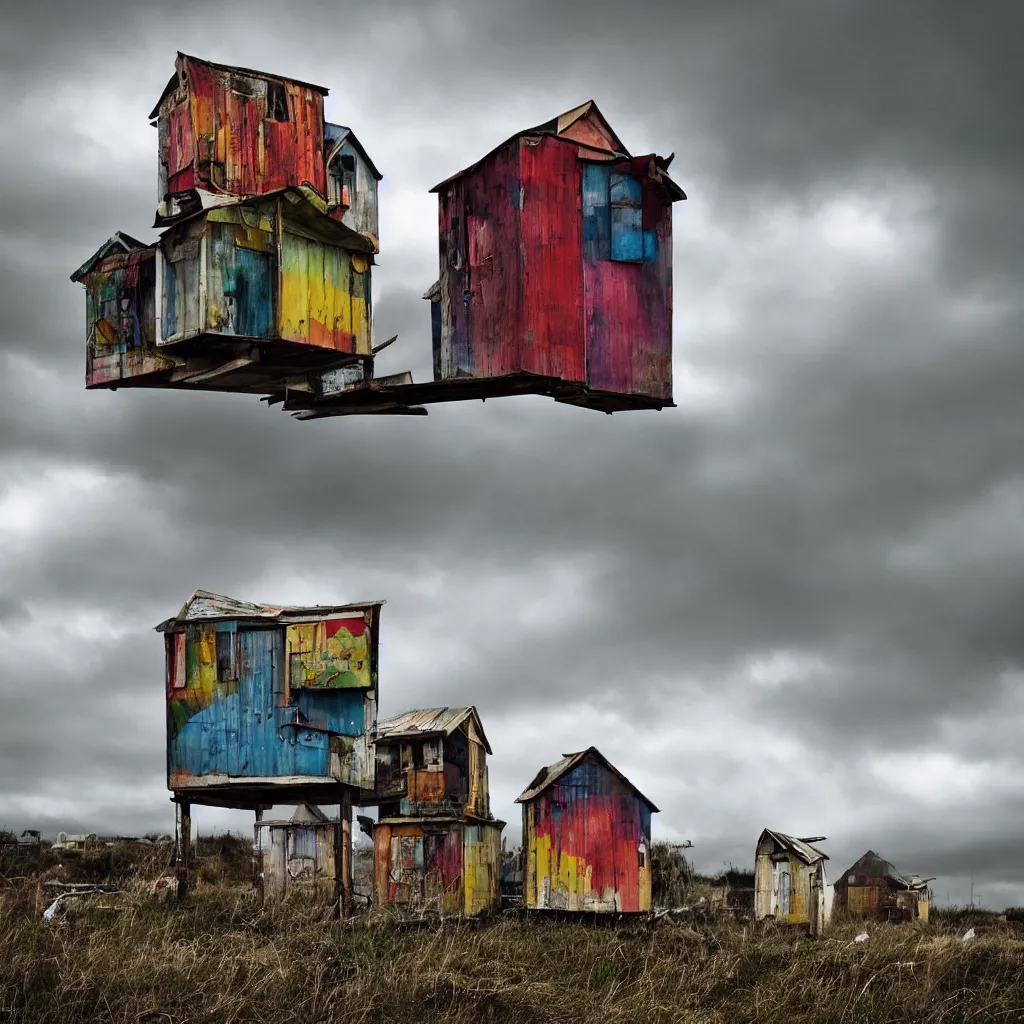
[156,589,383,908]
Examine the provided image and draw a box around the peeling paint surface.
[153,53,326,203]
[159,590,381,794]
[428,102,684,409]
[373,818,503,917]
[518,748,656,913]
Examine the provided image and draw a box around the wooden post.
[253,806,264,898]
[341,789,352,917]
[333,789,353,918]
[175,800,191,904]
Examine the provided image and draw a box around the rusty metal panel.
[584,159,674,400]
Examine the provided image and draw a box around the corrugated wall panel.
[518,137,586,382]
[524,758,651,913]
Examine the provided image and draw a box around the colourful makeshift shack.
[517,746,658,913]
[156,589,383,906]
[362,707,502,917]
[72,187,375,393]
[254,803,338,902]
[833,850,932,922]
[280,100,686,419]
[151,55,322,216]
[366,707,491,819]
[371,816,504,918]
[754,829,832,935]
[150,54,380,250]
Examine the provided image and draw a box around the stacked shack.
[361,707,503,917]
[156,589,382,909]
[833,850,932,922]
[71,53,380,397]
[517,747,658,914]
[754,829,832,935]
[74,58,685,418]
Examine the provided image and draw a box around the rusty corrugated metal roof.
[149,52,329,120]
[154,589,384,632]
[374,707,491,753]
[515,746,659,811]
[759,829,829,864]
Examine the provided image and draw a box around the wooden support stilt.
[341,789,353,918]
[333,789,353,919]
[175,800,191,904]
[253,806,265,898]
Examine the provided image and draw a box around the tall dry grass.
[1,861,1024,1022]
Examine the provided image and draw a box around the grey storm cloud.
[1,0,1022,906]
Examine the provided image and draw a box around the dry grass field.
[1,840,1023,1023]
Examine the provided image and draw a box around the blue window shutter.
[582,164,611,261]
[610,173,643,262]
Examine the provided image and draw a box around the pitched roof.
[325,123,383,181]
[149,52,329,120]
[154,589,383,632]
[153,185,376,254]
[430,100,685,203]
[430,100,632,193]
[374,707,491,754]
[70,232,153,282]
[291,802,330,824]
[839,850,929,890]
[515,746,659,811]
[758,829,828,864]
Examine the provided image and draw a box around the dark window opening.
[638,847,647,869]
[329,155,357,209]
[267,82,289,122]
[216,631,236,682]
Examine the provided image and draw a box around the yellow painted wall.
[279,231,370,353]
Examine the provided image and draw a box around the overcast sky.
[1,0,1021,909]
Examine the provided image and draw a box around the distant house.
[363,708,503,917]
[833,850,932,922]
[255,803,338,902]
[754,829,832,935]
[517,746,658,913]
[52,833,97,852]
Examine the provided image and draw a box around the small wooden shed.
[754,829,832,935]
[833,850,932,922]
[517,747,658,913]
[372,815,504,917]
[255,803,337,902]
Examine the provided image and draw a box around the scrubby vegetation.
[1,838,1023,1023]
